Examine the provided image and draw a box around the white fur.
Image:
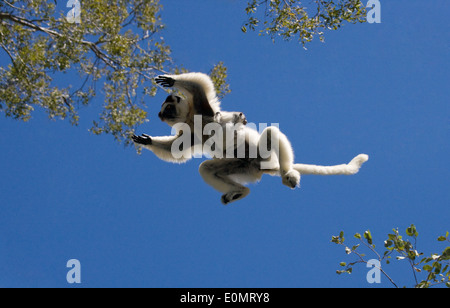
[163,72,222,114]
[293,154,369,175]
[136,72,369,204]
[141,135,191,163]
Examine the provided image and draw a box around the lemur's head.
[158,94,190,127]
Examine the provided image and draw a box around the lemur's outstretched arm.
[132,133,194,163]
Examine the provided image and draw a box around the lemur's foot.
[221,187,250,205]
[281,169,301,189]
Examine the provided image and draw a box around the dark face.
[158,95,181,121]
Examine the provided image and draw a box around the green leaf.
[443,264,449,273]
[408,250,417,260]
[340,262,347,267]
[406,224,418,237]
[364,230,373,245]
[331,235,340,244]
[434,262,441,274]
[354,233,361,239]
[339,231,345,243]
[441,247,450,261]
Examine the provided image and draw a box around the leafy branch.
[242,0,367,48]
[331,225,450,288]
[1,0,369,144]
[0,0,173,144]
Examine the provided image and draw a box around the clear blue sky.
[0,1,448,288]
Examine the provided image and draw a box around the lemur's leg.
[258,126,300,189]
[198,159,254,205]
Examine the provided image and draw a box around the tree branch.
[0,12,120,70]
[0,42,16,66]
[0,0,31,12]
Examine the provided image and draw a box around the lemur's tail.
[293,154,369,175]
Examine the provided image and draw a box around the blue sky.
[0,0,449,288]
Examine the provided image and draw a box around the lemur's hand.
[155,75,175,88]
[235,112,247,125]
[132,134,152,145]
[214,112,222,123]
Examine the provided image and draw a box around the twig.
[0,42,16,66]
[1,0,31,12]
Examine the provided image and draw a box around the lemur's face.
[158,95,189,127]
